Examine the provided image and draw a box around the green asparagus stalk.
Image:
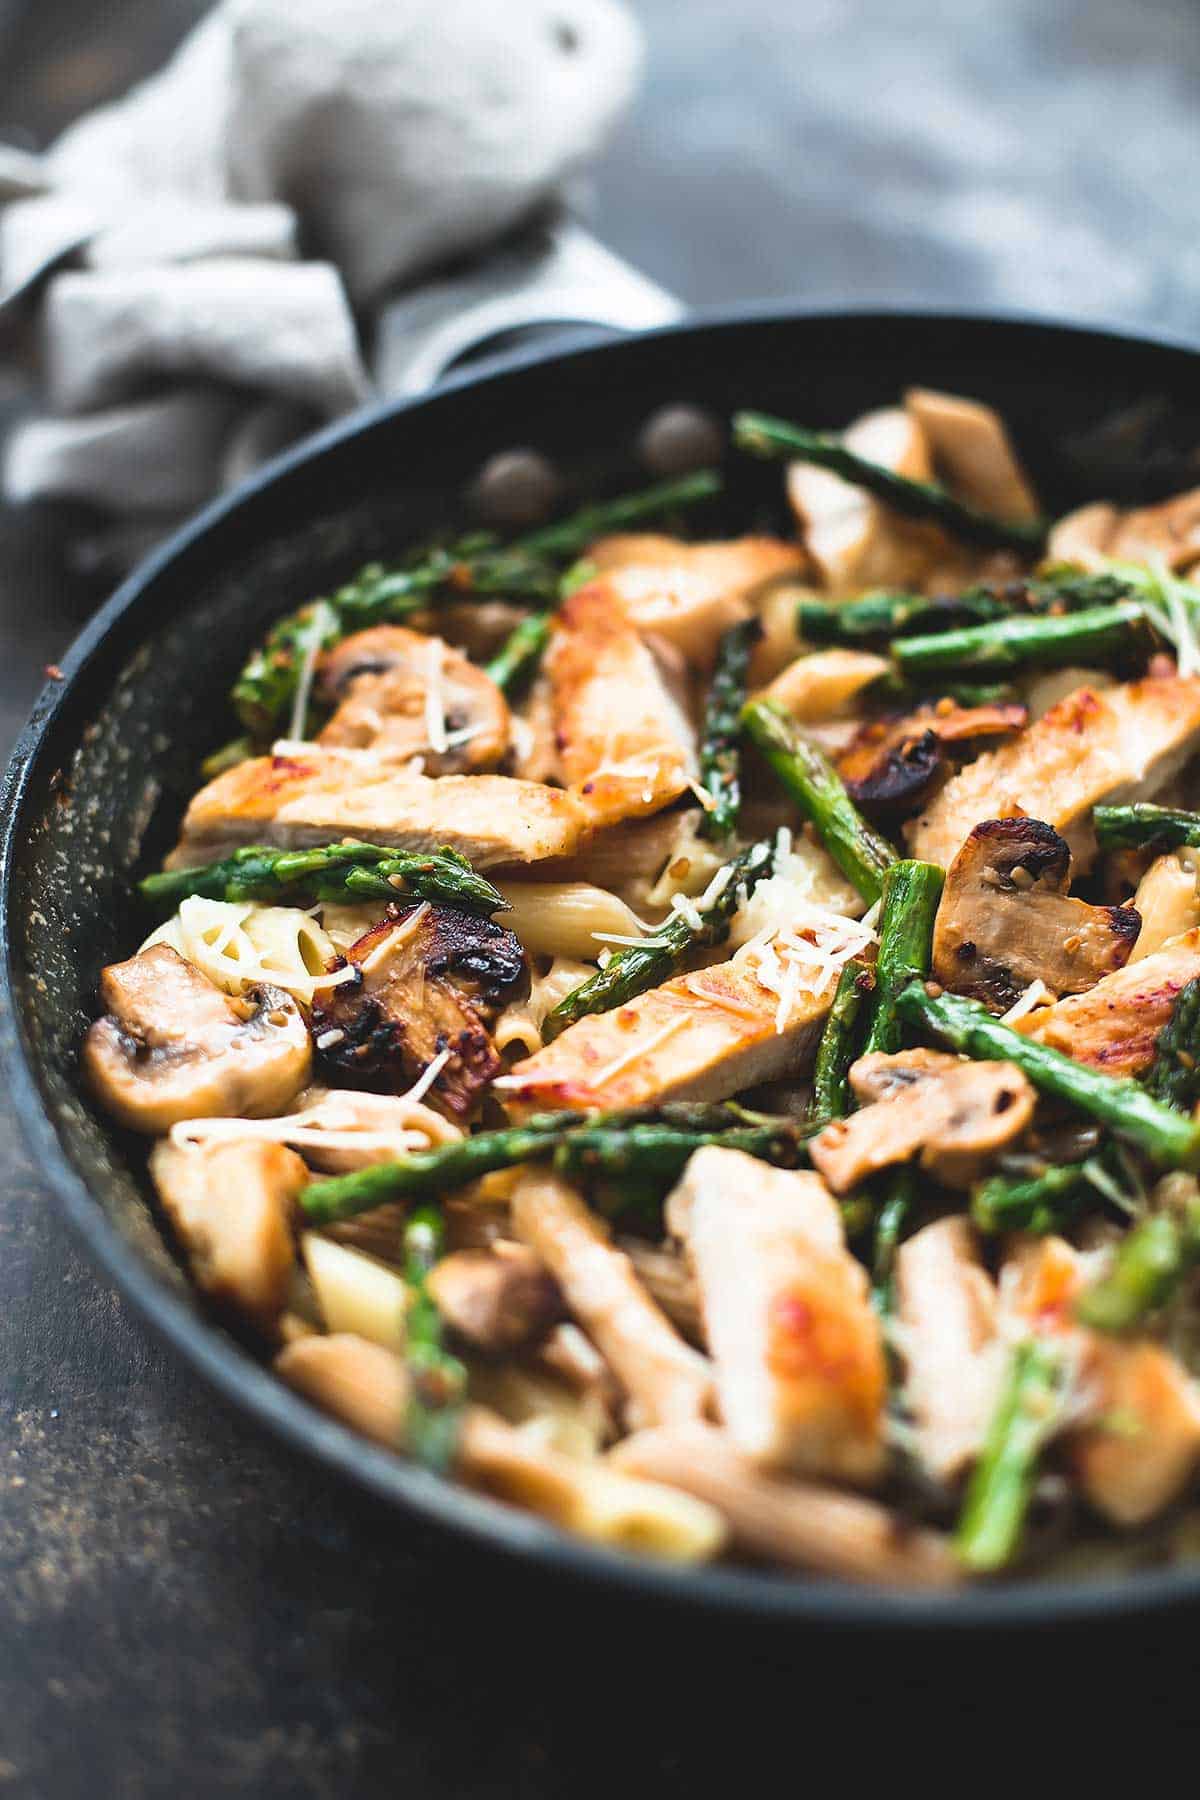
[485,611,553,695]
[541,839,775,1042]
[232,471,722,738]
[895,982,1200,1169]
[808,959,872,1129]
[1144,978,1200,1114]
[1093,804,1200,853]
[697,618,763,840]
[795,572,1139,648]
[971,1161,1093,1235]
[955,1337,1069,1573]
[741,698,897,905]
[871,1169,916,1315]
[733,410,1047,554]
[401,1203,468,1471]
[140,840,508,918]
[1075,1199,1200,1333]
[890,600,1149,680]
[300,1102,801,1225]
[201,735,256,779]
[860,861,944,1057]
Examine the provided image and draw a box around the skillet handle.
[372,213,683,398]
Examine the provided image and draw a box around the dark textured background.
[3,2,1200,1791]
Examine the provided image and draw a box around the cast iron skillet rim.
[6,301,1200,1629]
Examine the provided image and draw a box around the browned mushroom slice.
[931,818,1140,1011]
[426,1244,564,1354]
[809,1051,1035,1192]
[837,701,1028,819]
[317,625,510,772]
[311,903,528,1116]
[149,1138,305,1329]
[82,944,312,1134]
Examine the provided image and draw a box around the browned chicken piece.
[758,649,891,734]
[587,533,804,664]
[809,1051,1035,1193]
[836,700,1028,820]
[83,944,312,1133]
[545,578,697,828]
[311,903,527,1116]
[168,749,589,870]
[667,1148,886,1483]
[498,946,834,1117]
[1049,488,1200,573]
[1130,852,1200,961]
[1011,926,1200,1076]
[611,1422,960,1588]
[904,387,1041,521]
[426,1243,564,1354]
[509,1168,712,1430]
[895,1216,1003,1483]
[149,1138,305,1329]
[931,818,1140,1011]
[907,674,1200,872]
[1001,1237,1200,1527]
[276,1332,409,1445]
[508,673,560,785]
[316,625,510,773]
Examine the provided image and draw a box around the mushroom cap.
[318,624,510,773]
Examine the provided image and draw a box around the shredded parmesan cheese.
[423,637,448,755]
[736,904,878,1033]
[400,1045,454,1107]
[999,979,1054,1024]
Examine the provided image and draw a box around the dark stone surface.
[3,1,1200,1790]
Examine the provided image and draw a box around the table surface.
[4,0,1200,1790]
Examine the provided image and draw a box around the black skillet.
[5,305,1200,1630]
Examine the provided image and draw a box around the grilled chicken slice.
[546,578,698,828]
[611,1422,959,1587]
[904,387,1040,521]
[317,625,510,772]
[1011,925,1200,1076]
[667,1148,885,1482]
[1130,853,1200,961]
[810,1050,1035,1192]
[510,1168,712,1430]
[587,533,804,664]
[1049,488,1200,573]
[932,818,1140,1011]
[426,1244,563,1354]
[758,648,891,735]
[169,749,589,870]
[149,1137,304,1329]
[907,674,1200,872]
[276,1332,409,1445]
[83,944,311,1133]
[787,406,942,594]
[836,701,1028,820]
[895,1217,1003,1483]
[498,941,838,1117]
[311,903,527,1116]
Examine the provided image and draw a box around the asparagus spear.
[232,471,721,738]
[1093,804,1200,853]
[732,410,1047,554]
[796,572,1139,648]
[300,1102,802,1225]
[891,601,1149,680]
[955,1337,1069,1574]
[1075,1199,1200,1333]
[485,610,553,696]
[741,699,897,905]
[1144,978,1200,1113]
[400,1203,468,1471]
[697,618,763,840]
[140,840,508,918]
[860,860,944,1057]
[971,1161,1093,1235]
[808,959,872,1129]
[895,982,1200,1169]
[541,839,775,1042]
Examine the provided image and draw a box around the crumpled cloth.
[0,0,641,530]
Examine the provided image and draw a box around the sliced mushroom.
[149,1137,305,1329]
[317,625,510,772]
[931,818,1140,1011]
[83,944,312,1133]
[426,1243,564,1354]
[904,388,1040,521]
[809,1051,1036,1192]
[837,701,1028,819]
[787,406,944,594]
[1130,852,1200,961]
[311,902,528,1116]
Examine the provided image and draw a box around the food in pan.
[82,389,1200,1587]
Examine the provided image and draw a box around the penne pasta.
[495,881,651,960]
